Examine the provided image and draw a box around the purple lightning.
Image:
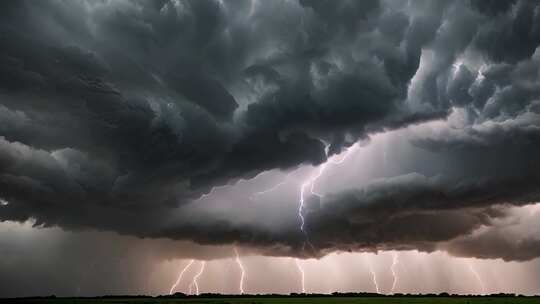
[197,185,230,201]
[366,255,380,294]
[298,143,358,243]
[369,265,380,294]
[188,261,206,295]
[192,141,360,295]
[250,172,294,201]
[234,247,246,294]
[294,258,306,293]
[295,142,358,292]
[390,252,399,294]
[169,259,195,294]
[306,143,357,199]
[196,170,273,202]
[468,262,487,295]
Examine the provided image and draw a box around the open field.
[4,296,539,304]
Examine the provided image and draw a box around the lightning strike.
[468,263,487,295]
[250,180,287,199]
[209,141,359,295]
[298,177,313,233]
[249,172,294,201]
[451,59,465,78]
[193,142,359,296]
[367,257,380,294]
[390,252,399,294]
[197,185,230,201]
[309,143,357,197]
[328,144,358,165]
[189,261,206,295]
[197,171,271,201]
[295,143,359,291]
[234,247,246,294]
[298,143,358,242]
[169,259,195,294]
[294,258,306,293]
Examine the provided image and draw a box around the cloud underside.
[0,0,540,261]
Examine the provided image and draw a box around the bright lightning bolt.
[327,144,357,165]
[194,142,358,296]
[189,261,206,295]
[295,159,327,283]
[234,247,246,294]
[369,266,380,294]
[367,257,380,294]
[295,143,358,292]
[298,143,358,248]
[197,171,272,202]
[307,144,356,198]
[169,259,195,294]
[298,178,313,234]
[390,252,399,294]
[194,141,359,296]
[197,185,229,201]
[468,263,487,295]
[294,258,306,293]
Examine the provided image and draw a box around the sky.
[1,0,540,297]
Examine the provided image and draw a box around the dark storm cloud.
[442,224,540,262]
[1,0,540,262]
[473,0,540,64]
[0,223,232,297]
[302,173,540,258]
[439,203,540,261]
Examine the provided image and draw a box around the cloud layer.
[0,0,540,261]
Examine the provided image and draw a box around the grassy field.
[5,297,539,304]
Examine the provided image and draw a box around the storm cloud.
[1,0,540,263]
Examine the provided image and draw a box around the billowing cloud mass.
[1,0,540,264]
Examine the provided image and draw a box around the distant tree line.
[3,292,536,300]
[157,292,531,299]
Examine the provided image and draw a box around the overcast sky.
[1,0,540,297]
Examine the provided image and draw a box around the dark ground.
[3,294,539,304]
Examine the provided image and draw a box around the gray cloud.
[0,0,539,263]
[302,173,540,258]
